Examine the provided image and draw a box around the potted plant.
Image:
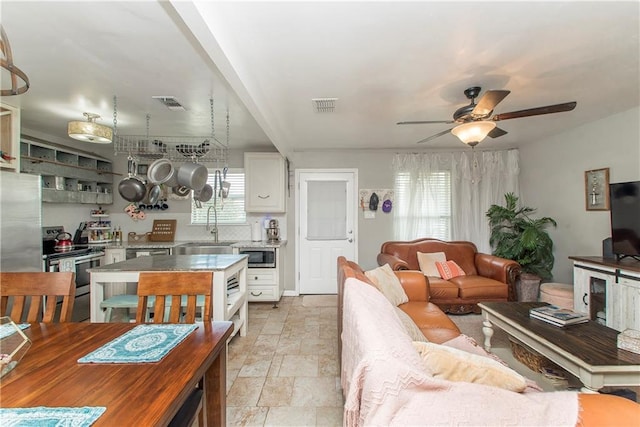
[486,193,557,301]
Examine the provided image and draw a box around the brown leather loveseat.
[377,238,520,314]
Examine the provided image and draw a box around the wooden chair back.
[0,272,76,322]
[136,272,213,323]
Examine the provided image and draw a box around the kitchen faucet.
[206,205,219,243]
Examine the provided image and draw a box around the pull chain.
[226,107,230,148]
[112,96,118,136]
[210,97,215,140]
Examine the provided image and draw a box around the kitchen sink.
[174,242,235,255]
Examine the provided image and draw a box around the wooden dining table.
[0,321,233,426]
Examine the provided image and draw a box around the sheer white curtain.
[393,150,519,252]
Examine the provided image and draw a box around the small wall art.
[585,167,610,211]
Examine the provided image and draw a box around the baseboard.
[283,290,298,297]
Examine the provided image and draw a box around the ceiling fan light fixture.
[68,113,113,144]
[451,121,496,146]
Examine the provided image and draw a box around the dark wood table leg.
[204,349,227,426]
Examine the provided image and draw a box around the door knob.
[348,238,353,243]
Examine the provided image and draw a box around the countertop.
[102,240,287,250]
[89,254,248,272]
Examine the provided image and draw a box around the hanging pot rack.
[113,97,229,166]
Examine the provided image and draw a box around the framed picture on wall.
[585,167,610,211]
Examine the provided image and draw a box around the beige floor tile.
[299,338,338,356]
[267,354,283,377]
[261,321,285,335]
[264,407,316,426]
[277,354,319,377]
[227,377,266,407]
[238,358,272,378]
[257,377,294,407]
[226,406,269,426]
[316,407,343,426]
[290,377,343,407]
[318,354,340,377]
[274,336,302,355]
[227,368,239,394]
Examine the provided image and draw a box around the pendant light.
[0,25,30,96]
[451,121,496,147]
[68,112,113,144]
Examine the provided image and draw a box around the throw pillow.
[435,260,466,280]
[412,341,527,392]
[395,307,428,342]
[365,264,409,306]
[416,251,446,277]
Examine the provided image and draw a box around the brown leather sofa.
[337,256,640,426]
[377,238,520,314]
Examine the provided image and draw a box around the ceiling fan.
[398,86,577,147]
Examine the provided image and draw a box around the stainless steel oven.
[42,226,103,322]
[46,252,103,322]
[238,247,276,268]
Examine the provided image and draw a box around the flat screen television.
[609,180,640,261]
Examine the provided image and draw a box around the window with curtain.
[191,170,246,224]
[392,150,519,251]
[394,170,451,240]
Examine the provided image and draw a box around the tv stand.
[569,256,640,332]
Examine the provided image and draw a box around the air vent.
[312,98,338,113]
[152,96,186,111]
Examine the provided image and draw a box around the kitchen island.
[89,254,247,337]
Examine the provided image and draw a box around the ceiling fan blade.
[472,90,511,117]
[416,128,452,144]
[397,120,454,125]
[493,101,577,121]
[487,127,508,138]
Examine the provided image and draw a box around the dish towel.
[78,324,198,364]
[0,406,106,426]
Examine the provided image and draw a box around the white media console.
[570,256,640,332]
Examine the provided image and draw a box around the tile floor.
[226,296,344,426]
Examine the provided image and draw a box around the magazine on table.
[529,305,589,326]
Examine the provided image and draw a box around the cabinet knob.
[254,276,259,280]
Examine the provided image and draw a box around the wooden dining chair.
[0,272,76,322]
[135,271,213,324]
[135,271,213,427]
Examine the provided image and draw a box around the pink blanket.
[341,277,579,426]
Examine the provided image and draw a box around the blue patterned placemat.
[0,323,30,340]
[78,324,198,364]
[0,406,106,426]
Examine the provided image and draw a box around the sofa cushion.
[399,301,460,344]
[412,341,527,392]
[416,251,446,277]
[435,260,466,279]
[427,277,459,299]
[451,275,508,299]
[395,307,428,342]
[365,264,409,306]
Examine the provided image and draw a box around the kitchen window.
[393,170,451,241]
[191,170,246,224]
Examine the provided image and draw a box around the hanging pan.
[118,157,146,203]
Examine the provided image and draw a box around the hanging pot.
[177,162,208,191]
[194,184,213,203]
[148,184,161,205]
[147,158,174,185]
[118,157,147,203]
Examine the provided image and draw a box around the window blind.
[191,170,246,224]
[394,170,451,240]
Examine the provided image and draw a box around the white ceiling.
[2,1,639,158]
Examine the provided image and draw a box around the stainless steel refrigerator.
[0,170,42,271]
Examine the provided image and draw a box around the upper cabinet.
[244,152,286,213]
[0,103,21,171]
[20,136,115,204]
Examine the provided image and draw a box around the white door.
[296,169,357,294]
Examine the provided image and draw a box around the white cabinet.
[0,103,20,171]
[571,257,640,332]
[102,247,127,298]
[244,152,286,213]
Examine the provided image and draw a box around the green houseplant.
[486,193,557,282]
